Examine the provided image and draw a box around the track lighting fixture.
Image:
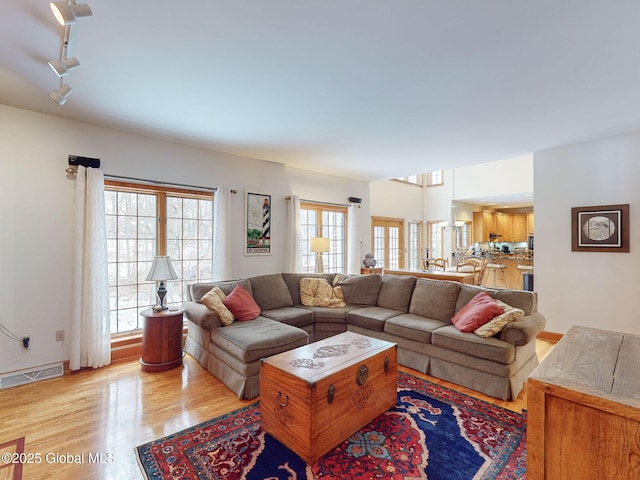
[47,1,92,104]
[50,1,92,26]
[49,83,73,105]
[48,57,80,77]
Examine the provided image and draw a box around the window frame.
[371,216,405,270]
[427,221,444,259]
[300,201,348,274]
[407,220,423,270]
[393,174,423,187]
[455,221,472,250]
[105,180,214,336]
[426,170,444,187]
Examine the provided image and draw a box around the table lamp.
[310,237,330,273]
[146,256,179,311]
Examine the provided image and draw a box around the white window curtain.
[213,186,231,281]
[284,195,301,272]
[70,166,111,371]
[348,203,359,274]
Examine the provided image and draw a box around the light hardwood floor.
[0,339,555,480]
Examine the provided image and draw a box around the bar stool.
[515,248,533,289]
[486,248,508,288]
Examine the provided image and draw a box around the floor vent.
[0,363,64,389]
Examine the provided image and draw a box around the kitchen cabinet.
[473,211,497,242]
[496,213,513,242]
[512,214,528,242]
[474,211,533,243]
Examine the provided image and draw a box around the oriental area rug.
[135,372,526,480]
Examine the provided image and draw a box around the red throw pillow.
[222,285,261,321]
[451,292,504,333]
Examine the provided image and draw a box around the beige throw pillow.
[300,278,346,308]
[201,287,235,326]
[474,299,524,338]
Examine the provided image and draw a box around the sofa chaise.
[183,272,545,401]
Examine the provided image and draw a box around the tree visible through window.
[105,182,213,334]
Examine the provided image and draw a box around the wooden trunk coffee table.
[260,331,397,464]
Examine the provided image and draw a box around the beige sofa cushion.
[409,279,461,323]
[190,279,252,302]
[249,274,293,311]
[333,274,381,306]
[377,274,417,312]
[456,284,536,316]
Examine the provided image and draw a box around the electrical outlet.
[56,330,65,342]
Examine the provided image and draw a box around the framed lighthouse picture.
[245,192,271,256]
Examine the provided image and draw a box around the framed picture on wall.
[245,192,271,256]
[571,204,629,252]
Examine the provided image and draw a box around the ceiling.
[3,1,640,182]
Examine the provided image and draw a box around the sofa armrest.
[499,312,546,346]
[184,301,222,331]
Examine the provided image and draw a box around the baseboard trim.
[537,330,563,343]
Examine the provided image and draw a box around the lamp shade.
[146,256,179,281]
[50,1,93,25]
[310,237,330,253]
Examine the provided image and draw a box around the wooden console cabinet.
[527,325,640,479]
[360,267,383,275]
[139,308,185,372]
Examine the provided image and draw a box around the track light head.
[48,84,73,105]
[48,57,80,77]
[50,2,92,26]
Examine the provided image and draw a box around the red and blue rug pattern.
[136,372,527,479]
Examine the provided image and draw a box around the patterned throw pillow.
[300,278,346,307]
[474,299,524,338]
[201,287,235,326]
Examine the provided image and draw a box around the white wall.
[370,180,423,221]
[455,155,534,199]
[535,132,640,335]
[0,105,369,374]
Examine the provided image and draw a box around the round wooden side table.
[139,307,185,372]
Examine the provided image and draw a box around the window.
[426,170,443,186]
[455,222,472,250]
[407,221,423,270]
[394,174,423,186]
[427,221,443,258]
[105,182,214,334]
[371,217,404,269]
[300,202,347,273]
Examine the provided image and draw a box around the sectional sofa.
[183,273,545,401]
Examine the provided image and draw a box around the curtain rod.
[285,196,350,208]
[103,174,237,194]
